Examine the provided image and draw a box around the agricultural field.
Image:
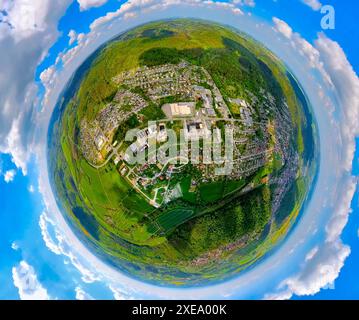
[48,19,318,285]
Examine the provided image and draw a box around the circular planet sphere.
[48,19,318,286]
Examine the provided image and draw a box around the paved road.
[88,142,123,169]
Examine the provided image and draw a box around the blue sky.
[300,141,359,300]
[0,0,358,300]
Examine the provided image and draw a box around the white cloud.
[301,0,322,11]
[11,242,20,251]
[305,246,319,262]
[272,17,293,39]
[40,0,251,107]
[68,30,77,46]
[244,0,256,7]
[272,17,333,86]
[78,0,109,11]
[0,0,72,174]
[108,284,134,300]
[28,184,35,193]
[39,211,101,283]
[89,0,246,30]
[39,211,63,255]
[231,0,256,8]
[4,169,16,183]
[325,176,357,242]
[40,66,57,106]
[264,290,293,300]
[75,287,94,300]
[12,261,49,300]
[265,20,359,300]
[315,34,359,172]
[0,0,49,40]
[31,0,359,300]
[271,241,350,299]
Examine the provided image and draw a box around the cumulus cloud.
[0,1,49,40]
[265,19,359,299]
[39,211,63,255]
[77,0,109,11]
[11,242,20,251]
[39,0,252,116]
[68,30,77,45]
[272,17,293,39]
[39,211,101,283]
[272,17,333,86]
[40,65,57,106]
[75,287,94,300]
[301,0,322,11]
[31,0,358,301]
[12,261,49,300]
[90,0,246,30]
[325,177,357,242]
[108,284,134,300]
[232,0,256,7]
[267,241,350,299]
[4,169,16,183]
[315,34,359,171]
[305,246,319,262]
[0,0,72,174]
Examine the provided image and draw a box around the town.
[79,61,296,211]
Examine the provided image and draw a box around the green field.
[48,19,317,285]
[199,181,225,203]
[149,208,195,234]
